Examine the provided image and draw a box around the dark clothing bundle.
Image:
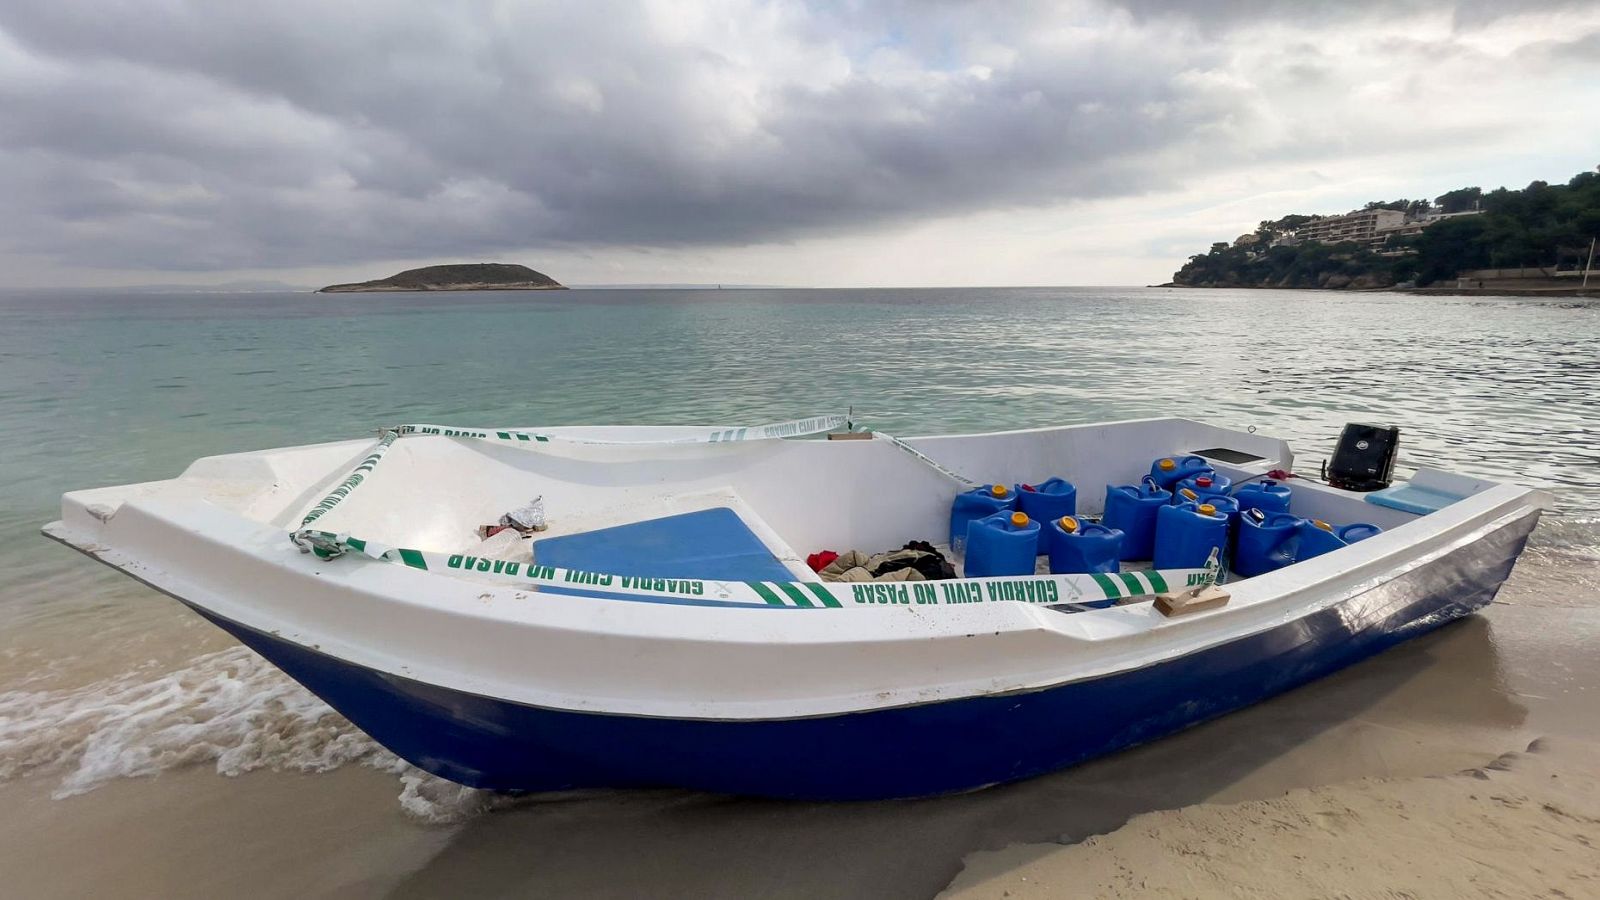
[815,541,957,583]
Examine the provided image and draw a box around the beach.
[941,738,1600,899]
[1,286,1597,898]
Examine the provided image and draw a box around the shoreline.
[1153,282,1600,297]
[316,284,569,293]
[1397,285,1599,297]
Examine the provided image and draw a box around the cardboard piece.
[1155,584,1231,617]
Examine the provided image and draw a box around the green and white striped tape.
[291,529,1213,610]
[291,414,845,552]
[296,428,401,530]
[397,414,847,447]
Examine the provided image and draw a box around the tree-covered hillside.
[1172,168,1600,289]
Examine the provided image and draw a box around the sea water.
[1,286,1597,818]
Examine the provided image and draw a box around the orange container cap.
[1010,512,1029,527]
[1198,503,1217,516]
[1178,487,1198,501]
[990,484,1009,498]
[1158,458,1176,471]
[1058,515,1079,533]
[1313,519,1333,531]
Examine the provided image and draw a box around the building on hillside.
[1369,209,1486,248]
[1253,206,1486,254]
[1373,219,1428,243]
[1290,207,1486,252]
[1295,208,1407,245]
[1421,210,1484,225]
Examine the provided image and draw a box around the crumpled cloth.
[807,550,840,572]
[820,548,939,583]
[817,550,876,582]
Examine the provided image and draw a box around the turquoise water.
[1,286,1597,811]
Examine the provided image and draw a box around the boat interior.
[62,417,1502,589]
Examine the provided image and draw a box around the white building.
[1291,207,1484,250]
[1295,208,1407,245]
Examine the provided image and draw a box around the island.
[318,263,565,292]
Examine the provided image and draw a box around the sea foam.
[0,645,499,822]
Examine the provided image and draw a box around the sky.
[2,0,1597,289]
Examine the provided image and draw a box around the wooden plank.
[1155,584,1231,617]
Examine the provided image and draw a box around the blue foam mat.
[1365,483,1466,515]
[532,506,796,583]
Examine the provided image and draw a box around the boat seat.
[531,506,797,583]
[1364,482,1466,515]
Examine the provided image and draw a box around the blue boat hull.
[190,512,1534,801]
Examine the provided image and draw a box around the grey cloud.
[0,0,1593,275]
[1522,30,1600,63]
[1110,0,1590,29]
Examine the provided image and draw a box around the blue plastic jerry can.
[1154,501,1229,570]
[1338,523,1383,544]
[950,484,1016,554]
[1175,471,1233,500]
[1199,493,1240,531]
[1149,455,1211,490]
[965,510,1041,577]
[1103,478,1171,561]
[1173,490,1240,558]
[1016,478,1077,554]
[1236,512,1303,577]
[1046,516,1123,575]
[1235,480,1292,516]
[1296,519,1348,561]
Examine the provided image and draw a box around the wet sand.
[2,529,1597,899]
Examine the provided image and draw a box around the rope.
[870,432,981,489]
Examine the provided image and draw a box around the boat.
[43,416,1548,801]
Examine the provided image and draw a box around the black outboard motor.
[1325,423,1400,492]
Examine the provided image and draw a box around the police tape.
[296,428,401,531]
[291,529,1214,609]
[396,414,848,446]
[290,414,848,549]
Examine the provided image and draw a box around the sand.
[940,738,1600,899]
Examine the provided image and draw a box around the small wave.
[0,646,500,823]
[1526,516,1600,564]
